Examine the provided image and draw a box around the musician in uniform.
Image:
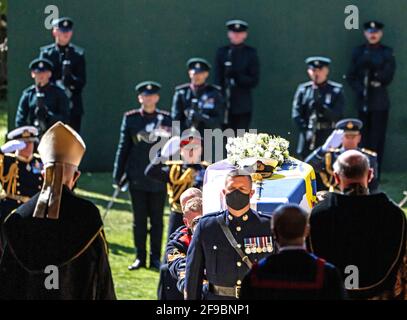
[113,81,172,271]
[145,130,209,239]
[214,19,260,131]
[305,118,378,192]
[15,58,70,135]
[292,57,345,159]
[346,21,396,174]
[0,122,116,299]
[171,58,224,136]
[309,150,407,300]
[185,169,273,300]
[40,17,86,132]
[0,126,43,223]
[240,204,345,300]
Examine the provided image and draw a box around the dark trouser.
[129,185,166,263]
[228,112,252,132]
[167,211,184,242]
[358,110,388,176]
[70,113,82,133]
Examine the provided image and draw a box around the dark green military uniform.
[171,58,224,136]
[15,58,70,135]
[292,57,344,159]
[40,17,86,132]
[113,81,172,270]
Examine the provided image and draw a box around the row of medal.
[244,236,273,254]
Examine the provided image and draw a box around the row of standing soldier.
[112,19,260,271]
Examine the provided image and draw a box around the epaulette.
[165,160,184,166]
[156,109,170,116]
[200,210,225,220]
[24,84,36,93]
[208,84,222,91]
[39,43,54,52]
[328,80,343,88]
[361,148,377,157]
[70,43,85,55]
[328,147,341,153]
[175,83,190,91]
[124,109,140,117]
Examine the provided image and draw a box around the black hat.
[226,19,249,32]
[7,126,39,142]
[363,21,384,32]
[186,58,211,73]
[305,56,332,69]
[29,58,54,72]
[135,81,161,95]
[52,17,74,32]
[336,118,363,134]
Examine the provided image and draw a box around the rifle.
[34,91,49,135]
[307,87,320,151]
[362,69,369,113]
[223,47,233,126]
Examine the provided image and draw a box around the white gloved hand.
[1,140,26,154]
[322,129,344,152]
[161,136,181,158]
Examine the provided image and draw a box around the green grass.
[0,100,406,299]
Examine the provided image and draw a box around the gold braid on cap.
[33,163,64,219]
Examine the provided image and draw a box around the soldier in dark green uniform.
[346,21,396,175]
[292,57,345,159]
[0,126,43,223]
[15,58,70,135]
[113,81,172,270]
[40,17,86,133]
[171,58,224,136]
[0,122,116,299]
[214,19,260,131]
[305,118,378,192]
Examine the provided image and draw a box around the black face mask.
[226,189,250,210]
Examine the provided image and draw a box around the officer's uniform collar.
[230,43,245,49]
[139,107,157,118]
[226,208,251,223]
[313,80,328,89]
[190,83,207,92]
[278,245,306,252]
[36,82,51,91]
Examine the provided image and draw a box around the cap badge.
[371,22,375,28]
[39,62,44,68]
[147,84,152,90]
[235,24,240,29]
[63,21,68,27]
[346,121,354,129]
[195,63,201,68]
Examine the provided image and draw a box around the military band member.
[306,119,378,192]
[0,122,116,299]
[346,21,396,175]
[214,19,260,131]
[165,197,203,299]
[292,57,345,159]
[309,150,407,300]
[113,81,172,271]
[171,58,224,136]
[240,204,345,300]
[145,130,209,239]
[40,17,86,132]
[15,58,70,135]
[185,169,273,300]
[0,126,43,222]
